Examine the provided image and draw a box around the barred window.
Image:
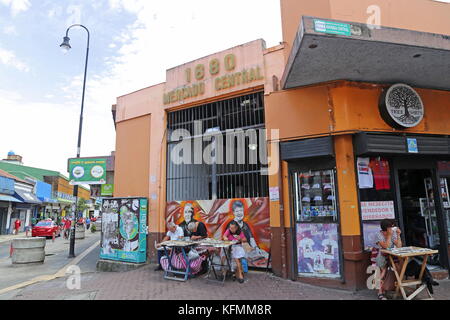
[166,91,269,201]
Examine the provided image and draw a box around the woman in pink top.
[223,220,247,283]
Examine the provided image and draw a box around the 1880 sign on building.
[378,83,425,129]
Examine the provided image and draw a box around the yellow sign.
[163,54,264,105]
[163,82,205,105]
[215,66,263,91]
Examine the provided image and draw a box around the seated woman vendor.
[375,219,402,300]
[187,221,208,240]
[223,220,247,283]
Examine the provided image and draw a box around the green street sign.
[314,19,352,36]
[101,184,114,196]
[69,158,107,185]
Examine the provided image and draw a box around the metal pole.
[211,136,217,200]
[66,24,90,258]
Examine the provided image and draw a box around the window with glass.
[292,169,338,223]
[291,165,341,277]
[357,156,396,250]
[439,176,450,243]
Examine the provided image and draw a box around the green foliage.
[91,224,97,233]
[76,198,89,214]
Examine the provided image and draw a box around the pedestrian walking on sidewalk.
[86,217,91,230]
[64,218,71,239]
[14,219,21,235]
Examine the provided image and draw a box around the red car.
[32,220,61,238]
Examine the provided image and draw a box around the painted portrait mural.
[166,197,270,268]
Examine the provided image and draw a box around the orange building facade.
[113,0,450,289]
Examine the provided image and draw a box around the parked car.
[31,220,61,238]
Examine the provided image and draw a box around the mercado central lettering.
[163,57,264,105]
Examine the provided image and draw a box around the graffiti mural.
[166,197,270,268]
[100,198,147,263]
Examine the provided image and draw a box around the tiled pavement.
[0,232,28,244]
[7,264,450,300]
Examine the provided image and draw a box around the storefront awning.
[0,194,22,203]
[57,198,74,205]
[38,196,59,204]
[281,16,450,91]
[14,190,42,204]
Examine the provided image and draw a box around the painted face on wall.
[183,204,194,223]
[233,206,244,222]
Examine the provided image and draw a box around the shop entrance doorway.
[397,169,445,268]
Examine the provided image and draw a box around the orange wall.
[280,0,450,61]
[265,82,450,141]
[265,85,333,141]
[55,177,90,201]
[114,115,151,199]
[334,135,360,236]
[115,83,167,233]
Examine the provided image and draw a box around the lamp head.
[60,36,71,54]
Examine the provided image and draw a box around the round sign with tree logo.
[379,83,424,129]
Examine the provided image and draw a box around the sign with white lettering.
[361,201,396,220]
[314,19,352,36]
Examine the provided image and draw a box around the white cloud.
[0,0,31,16]
[47,6,62,19]
[94,0,282,102]
[28,0,281,174]
[0,47,29,72]
[0,87,115,175]
[3,25,17,35]
[0,90,78,174]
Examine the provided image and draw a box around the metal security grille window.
[166,91,269,201]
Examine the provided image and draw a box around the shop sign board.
[314,19,352,36]
[296,223,340,276]
[101,184,114,196]
[162,40,265,106]
[69,158,107,185]
[361,201,396,220]
[379,84,425,129]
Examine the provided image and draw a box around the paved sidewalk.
[5,263,450,300]
[0,232,28,244]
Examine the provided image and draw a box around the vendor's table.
[381,246,439,300]
[160,240,197,282]
[195,239,238,284]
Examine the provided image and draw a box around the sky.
[0,0,283,176]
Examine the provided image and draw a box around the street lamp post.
[60,24,90,258]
